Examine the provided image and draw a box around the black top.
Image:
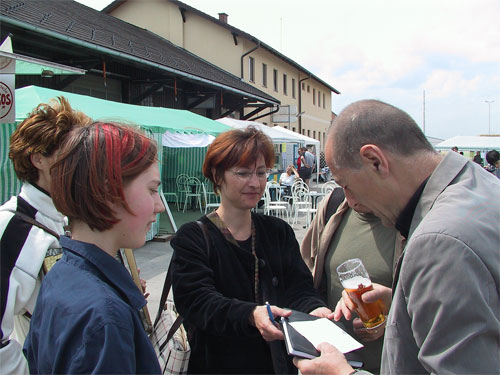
[395,178,429,238]
[171,213,325,374]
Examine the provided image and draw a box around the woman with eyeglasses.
[170,127,331,374]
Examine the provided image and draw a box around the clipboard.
[280,310,364,368]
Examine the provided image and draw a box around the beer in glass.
[336,258,385,329]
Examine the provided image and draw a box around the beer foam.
[342,276,371,289]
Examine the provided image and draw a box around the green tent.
[2,86,232,238]
[15,85,231,135]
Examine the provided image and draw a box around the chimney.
[218,12,228,23]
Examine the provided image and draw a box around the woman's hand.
[352,317,385,342]
[309,306,334,320]
[249,305,291,342]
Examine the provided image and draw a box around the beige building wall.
[298,78,333,148]
[183,13,243,75]
[109,1,184,47]
[108,0,335,146]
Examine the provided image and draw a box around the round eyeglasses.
[230,169,271,181]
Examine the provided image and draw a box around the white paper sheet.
[289,318,363,354]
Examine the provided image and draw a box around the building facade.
[105,0,339,146]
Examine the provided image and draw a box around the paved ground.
[134,182,324,317]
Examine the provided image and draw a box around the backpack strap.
[4,209,60,239]
[324,188,345,223]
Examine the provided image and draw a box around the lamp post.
[485,100,494,134]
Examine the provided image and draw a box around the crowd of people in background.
[1,96,498,375]
[452,146,500,179]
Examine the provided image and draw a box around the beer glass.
[336,258,385,329]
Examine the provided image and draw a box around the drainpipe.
[298,75,311,134]
[1,17,276,105]
[240,40,260,79]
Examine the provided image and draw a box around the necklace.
[207,211,260,302]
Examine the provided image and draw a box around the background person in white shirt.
[279,165,299,197]
[279,165,299,186]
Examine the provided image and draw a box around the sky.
[77,0,500,140]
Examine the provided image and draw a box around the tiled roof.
[0,0,279,104]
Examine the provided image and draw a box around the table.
[307,191,327,209]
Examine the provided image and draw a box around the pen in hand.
[266,301,278,327]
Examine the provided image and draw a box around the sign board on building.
[272,105,297,124]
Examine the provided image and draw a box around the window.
[318,132,321,143]
[307,85,310,93]
[249,57,255,82]
[262,63,267,87]
[273,69,278,92]
[323,93,326,109]
[318,91,321,107]
[302,129,305,135]
[302,82,305,90]
[313,88,316,104]
[313,130,316,139]
[292,127,296,132]
[292,78,296,98]
[307,130,311,137]
[283,74,287,95]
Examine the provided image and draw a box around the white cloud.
[422,70,481,99]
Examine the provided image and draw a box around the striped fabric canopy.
[0,123,21,204]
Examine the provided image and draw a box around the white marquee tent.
[435,136,500,151]
[216,118,299,143]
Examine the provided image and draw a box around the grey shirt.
[303,151,315,168]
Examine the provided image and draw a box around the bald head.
[327,100,435,169]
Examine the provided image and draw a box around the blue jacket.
[24,236,160,374]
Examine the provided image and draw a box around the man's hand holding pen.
[249,302,291,341]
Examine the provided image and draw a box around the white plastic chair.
[263,188,289,222]
[182,177,203,213]
[321,181,339,194]
[290,180,310,218]
[176,174,189,211]
[202,183,220,214]
[292,184,316,226]
[162,178,179,210]
[266,180,287,206]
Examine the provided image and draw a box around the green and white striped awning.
[0,123,21,204]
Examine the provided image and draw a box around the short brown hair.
[9,96,91,184]
[202,126,274,193]
[51,122,158,231]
